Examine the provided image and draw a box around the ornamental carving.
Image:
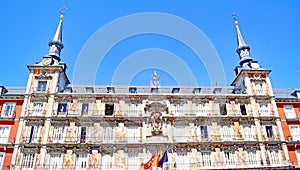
[150,112,163,136]
[35,70,52,80]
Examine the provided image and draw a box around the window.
[0,126,10,143]
[221,125,232,141]
[193,88,201,94]
[50,126,67,143]
[1,102,16,118]
[30,102,44,116]
[213,88,221,94]
[81,103,89,115]
[172,88,180,94]
[75,154,88,170]
[106,87,114,93]
[105,104,114,116]
[47,154,63,170]
[129,87,137,93]
[37,81,47,92]
[200,126,208,139]
[289,125,300,141]
[240,104,247,115]
[21,153,36,169]
[265,126,274,139]
[0,152,4,168]
[57,103,67,115]
[151,88,159,93]
[64,87,72,93]
[266,150,282,165]
[252,80,267,95]
[284,105,297,119]
[24,125,41,143]
[80,127,87,143]
[258,103,272,117]
[224,151,237,166]
[85,87,94,93]
[219,104,227,115]
[247,151,259,166]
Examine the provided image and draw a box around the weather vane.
[60,6,68,15]
[232,13,237,21]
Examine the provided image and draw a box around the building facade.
[2,13,295,169]
[0,86,24,170]
[274,89,300,168]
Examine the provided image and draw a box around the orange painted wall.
[0,99,23,169]
[277,102,300,166]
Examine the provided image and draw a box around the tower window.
[57,103,67,115]
[105,104,114,116]
[37,81,47,92]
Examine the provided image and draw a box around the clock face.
[42,58,52,66]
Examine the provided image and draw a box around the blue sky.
[1,1,300,88]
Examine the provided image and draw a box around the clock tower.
[11,10,70,168]
[231,17,290,165]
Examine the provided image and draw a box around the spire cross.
[60,6,68,15]
[232,13,237,21]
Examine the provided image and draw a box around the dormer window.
[107,87,115,93]
[64,87,72,93]
[151,88,159,93]
[193,88,201,94]
[172,88,180,94]
[213,88,222,94]
[129,87,137,94]
[85,87,94,93]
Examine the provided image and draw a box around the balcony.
[26,110,46,117]
[31,87,49,94]
[22,137,42,145]
[259,110,273,117]
[254,89,268,96]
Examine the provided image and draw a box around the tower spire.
[47,7,67,61]
[233,14,260,75]
[233,14,253,66]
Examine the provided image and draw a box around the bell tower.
[11,8,70,168]
[231,15,290,166]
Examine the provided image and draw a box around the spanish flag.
[153,150,162,167]
[142,152,156,170]
[158,150,169,168]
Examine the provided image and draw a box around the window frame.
[1,102,16,118]
[37,81,47,92]
[284,105,297,119]
[0,126,10,143]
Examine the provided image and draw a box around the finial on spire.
[232,13,239,25]
[59,6,67,20]
[47,7,67,61]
